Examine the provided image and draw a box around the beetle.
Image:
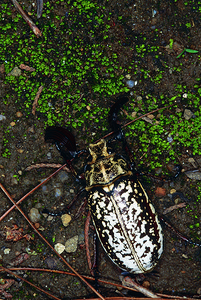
[45,95,163,274]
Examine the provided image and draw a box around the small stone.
[55,188,62,198]
[167,135,173,143]
[28,208,41,223]
[147,114,154,120]
[188,157,196,168]
[65,235,78,253]
[125,74,131,79]
[4,248,11,254]
[170,189,176,194]
[18,170,22,175]
[126,80,137,88]
[70,189,74,194]
[55,243,65,254]
[10,121,15,126]
[34,223,40,229]
[185,170,201,180]
[0,114,6,121]
[27,125,35,133]
[47,152,52,160]
[131,111,137,118]
[61,214,71,227]
[17,149,24,154]
[184,109,194,120]
[142,280,150,288]
[7,66,22,76]
[155,187,166,197]
[47,216,54,221]
[59,171,69,182]
[16,111,23,117]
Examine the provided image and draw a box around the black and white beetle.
[45,96,163,274]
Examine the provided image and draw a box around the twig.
[163,202,186,215]
[0,183,105,300]
[121,276,158,298]
[25,163,70,172]
[0,265,61,300]
[19,64,35,72]
[11,0,42,37]
[32,85,43,115]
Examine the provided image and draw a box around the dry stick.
[163,202,186,215]
[25,163,70,172]
[121,276,158,298]
[0,265,61,300]
[5,268,200,300]
[0,164,67,222]
[0,184,105,300]
[11,0,42,37]
[85,211,93,274]
[32,85,43,115]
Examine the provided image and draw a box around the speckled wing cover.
[88,176,163,274]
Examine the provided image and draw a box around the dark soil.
[0,0,201,299]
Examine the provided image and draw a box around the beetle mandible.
[45,96,163,274]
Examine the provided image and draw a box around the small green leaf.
[185,49,199,53]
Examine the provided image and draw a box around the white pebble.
[55,243,65,254]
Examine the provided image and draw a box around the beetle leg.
[108,95,129,139]
[160,215,201,247]
[108,96,136,170]
[45,126,80,178]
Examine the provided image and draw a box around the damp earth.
[0,0,201,299]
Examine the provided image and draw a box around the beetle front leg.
[108,95,136,170]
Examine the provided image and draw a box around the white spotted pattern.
[88,177,163,274]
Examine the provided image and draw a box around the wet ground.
[0,0,201,299]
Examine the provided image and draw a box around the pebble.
[185,170,201,180]
[4,248,11,254]
[188,157,196,168]
[55,188,62,198]
[10,121,15,126]
[65,235,78,253]
[28,208,41,223]
[16,111,23,117]
[184,109,194,120]
[61,214,71,227]
[42,185,48,193]
[0,114,6,121]
[155,187,166,197]
[167,135,173,143]
[47,152,52,160]
[7,66,22,76]
[59,171,69,182]
[126,80,137,88]
[55,243,65,254]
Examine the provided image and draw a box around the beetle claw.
[45,127,77,160]
[108,95,129,136]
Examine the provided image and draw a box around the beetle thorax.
[85,139,132,190]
